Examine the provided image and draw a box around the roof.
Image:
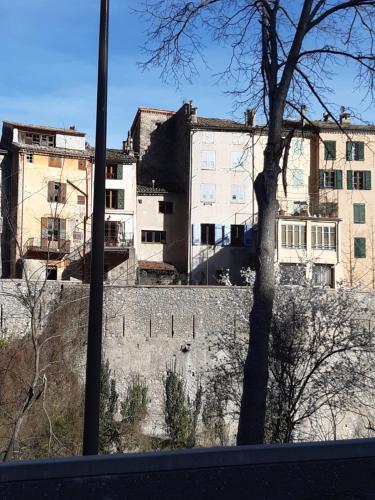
[282,118,375,134]
[15,143,90,158]
[106,148,136,164]
[137,184,170,195]
[138,260,176,272]
[137,107,175,115]
[195,116,247,130]
[3,121,85,137]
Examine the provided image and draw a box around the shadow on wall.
[191,246,251,285]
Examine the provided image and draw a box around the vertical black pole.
[83,0,109,456]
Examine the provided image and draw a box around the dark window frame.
[201,224,215,245]
[141,230,166,244]
[230,225,245,247]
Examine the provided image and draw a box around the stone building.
[0,121,92,280]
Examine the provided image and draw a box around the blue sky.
[0,1,373,148]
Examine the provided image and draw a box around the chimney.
[300,104,307,126]
[123,131,134,155]
[245,109,256,127]
[339,106,351,125]
[190,106,198,124]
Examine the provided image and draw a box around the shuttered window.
[347,171,371,190]
[78,159,86,170]
[200,183,216,202]
[353,204,365,224]
[230,225,244,247]
[324,141,336,160]
[346,141,365,161]
[201,224,215,245]
[230,185,245,203]
[41,217,66,243]
[319,170,342,189]
[354,237,366,258]
[48,156,62,168]
[200,151,216,170]
[106,189,124,209]
[47,181,67,203]
[230,151,245,171]
[106,164,123,179]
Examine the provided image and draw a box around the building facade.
[0,122,92,280]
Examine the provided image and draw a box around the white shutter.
[201,150,216,170]
[192,224,201,245]
[230,151,244,170]
[202,132,214,144]
[223,225,231,246]
[215,224,223,246]
[231,185,245,203]
[201,183,216,202]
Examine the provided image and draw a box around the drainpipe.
[187,129,196,284]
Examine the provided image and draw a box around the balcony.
[23,238,71,260]
[104,232,134,250]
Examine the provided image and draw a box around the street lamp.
[82,0,109,456]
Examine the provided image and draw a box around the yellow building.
[1,121,92,280]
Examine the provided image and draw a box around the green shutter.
[319,170,325,188]
[346,141,352,161]
[117,165,123,179]
[324,141,336,160]
[117,189,124,209]
[364,171,371,190]
[357,142,365,161]
[354,204,365,224]
[335,170,343,189]
[347,170,353,190]
[354,237,366,258]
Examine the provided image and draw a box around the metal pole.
[83,0,109,456]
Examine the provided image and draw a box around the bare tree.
[207,275,375,444]
[138,0,375,443]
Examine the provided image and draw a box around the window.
[202,132,214,144]
[354,237,366,258]
[26,153,33,163]
[292,201,307,215]
[319,202,338,217]
[105,221,120,245]
[200,183,216,203]
[347,171,371,190]
[73,231,82,241]
[77,195,85,205]
[106,189,124,209]
[280,264,306,285]
[46,266,57,280]
[41,217,66,243]
[292,138,304,155]
[319,170,343,189]
[78,159,86,170]
[159,201,173,214]
[346,141,364,161]
[230,151,245,171]
[23,132,54,147]
[141,230,166,244]
[106,164,123,179]
[47,181,66,203]
[311,226,336,250]
[291,169,304,186]
[354,204,366,224]
[48,156,62,168]
[200,151,216,170]
[201,224,215,245]
[281,224,306,248]
[323,141,336,160]
[232,134,244,145]
[231,225,244,247]
[313,265,334,287]
[231,185,245,203]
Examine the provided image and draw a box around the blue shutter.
[223,225,231,246]
[215,224,223,246]
[244,224,252,247]
[192,224,201,245]
[364,171,371,190]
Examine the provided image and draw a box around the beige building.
[0,121,92,280]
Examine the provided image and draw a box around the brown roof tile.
[3,121,85,136]
[138,260,176,271]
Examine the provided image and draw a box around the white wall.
[56,134,86,151]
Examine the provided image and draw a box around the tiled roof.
[106,148,136,164]
[137,184,169,195]
[195,117,247,130]
[138,260,176,271]
[16,143,90,158]
[282,118,375,133]
[3,121,85,136]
